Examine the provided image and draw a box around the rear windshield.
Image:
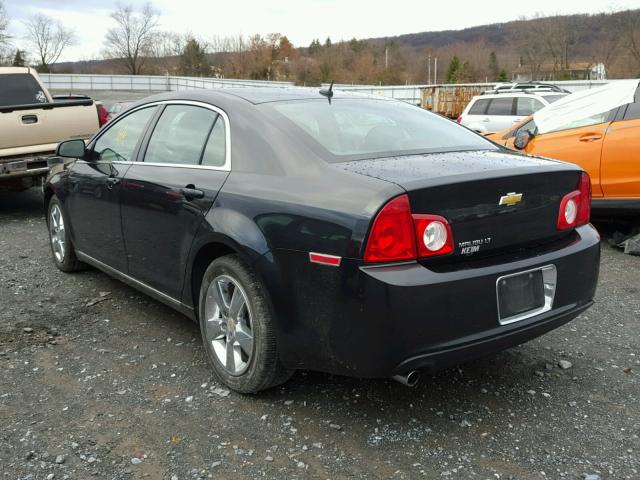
[267,99,496,162]
[0,74,48,107]
[544,95,567,103]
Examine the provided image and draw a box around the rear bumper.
[0,156,51,179]
[266,224,600,378]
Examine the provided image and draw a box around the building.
[513,62,607,82]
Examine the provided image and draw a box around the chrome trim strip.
[496,264,557,326]
[88,99,232,172]
[75,250,193,314]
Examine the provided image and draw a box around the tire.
[47,195,84,272]
[198,254,293,393]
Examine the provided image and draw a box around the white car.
[458,91,568,134]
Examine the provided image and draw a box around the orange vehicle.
[487,81,640,213]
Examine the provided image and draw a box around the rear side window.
[93,107,156,162]
[467,99,490,115]
[0,74,48,107]
[486,97,514,116]
[544,95,567,104]
[145,105,217,165]
[201,117,227,167]
[516,97,544,116]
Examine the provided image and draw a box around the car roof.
[473,91,567,100]
[135,87,387,107]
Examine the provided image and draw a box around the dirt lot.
[1,189,638,480]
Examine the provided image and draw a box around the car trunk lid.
[335,150,583,260]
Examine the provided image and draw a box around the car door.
[65,106,157,271]
[484,96,518,132]
[524,112,614,198]
[120,102,230,300]
[600,101,640,198]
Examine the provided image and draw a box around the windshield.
[267,99,496,162]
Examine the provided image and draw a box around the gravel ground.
[1,189,638,480]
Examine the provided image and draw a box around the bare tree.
[104,3,159,75]
[622,9,640,74]
[24,14,75,72]
[0,0,12,64]
[0,0,9,46]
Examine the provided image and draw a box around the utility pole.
[385,47,388,69]
[427,52,431,85]
[434,57,438,85]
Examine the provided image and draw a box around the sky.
[4,0,640,62]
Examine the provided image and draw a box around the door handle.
[106,177,120,189]
[579,134,602,142]
[180,186,204,200]
[21,114,38,124]
[482,117,491,122]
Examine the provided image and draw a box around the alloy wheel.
[49,204,66,263]
[203,275,254,376]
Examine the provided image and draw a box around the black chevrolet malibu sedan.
[44,88,600,393]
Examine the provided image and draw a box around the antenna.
[319,81,334,104]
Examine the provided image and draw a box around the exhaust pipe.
[392,370,420,387]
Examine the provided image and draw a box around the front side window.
[144,105,217,165]
[93,106,156,162]
[549,111,613,133]
[268,99,496,161]
[486,97,514,116]
[516,97,544,116]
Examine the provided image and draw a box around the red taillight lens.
[456,116,462,123]
[557,172,591,230]
[413,214,454,257]
[364,194,416,263]
[576,172,591,226]
[364,195,454,263]
[96,104,108,127]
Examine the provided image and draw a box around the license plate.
[496,265,557,325]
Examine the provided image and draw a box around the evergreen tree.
[12,49,25,67]
[488,51,499,81]
[446,56,461,83]
[178,38,210,77]
[497,68,508,82]
[308,39,321,55]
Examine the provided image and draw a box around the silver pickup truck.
[0,67,104,191]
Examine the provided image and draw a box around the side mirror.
[514,130,533,150]
[56,139,86,159]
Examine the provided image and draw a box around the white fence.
[40,73,615,105]
[39,74,295,92]
[326,80,613,105]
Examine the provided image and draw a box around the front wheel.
[47,195,84,272]
[198,254,293,393]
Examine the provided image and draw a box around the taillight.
[557,172,591,230]
[456,116,462,123]
[364,195,416,263]
[576,172,591,226]
[364,194,454,263]
[413,215,454,257]
[96,103,108,127]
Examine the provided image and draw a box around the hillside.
[49,9,640,85]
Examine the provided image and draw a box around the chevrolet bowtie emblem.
[499,192,523,206]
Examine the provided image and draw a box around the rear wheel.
[47,195,84,272]
[198,254,293,393]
